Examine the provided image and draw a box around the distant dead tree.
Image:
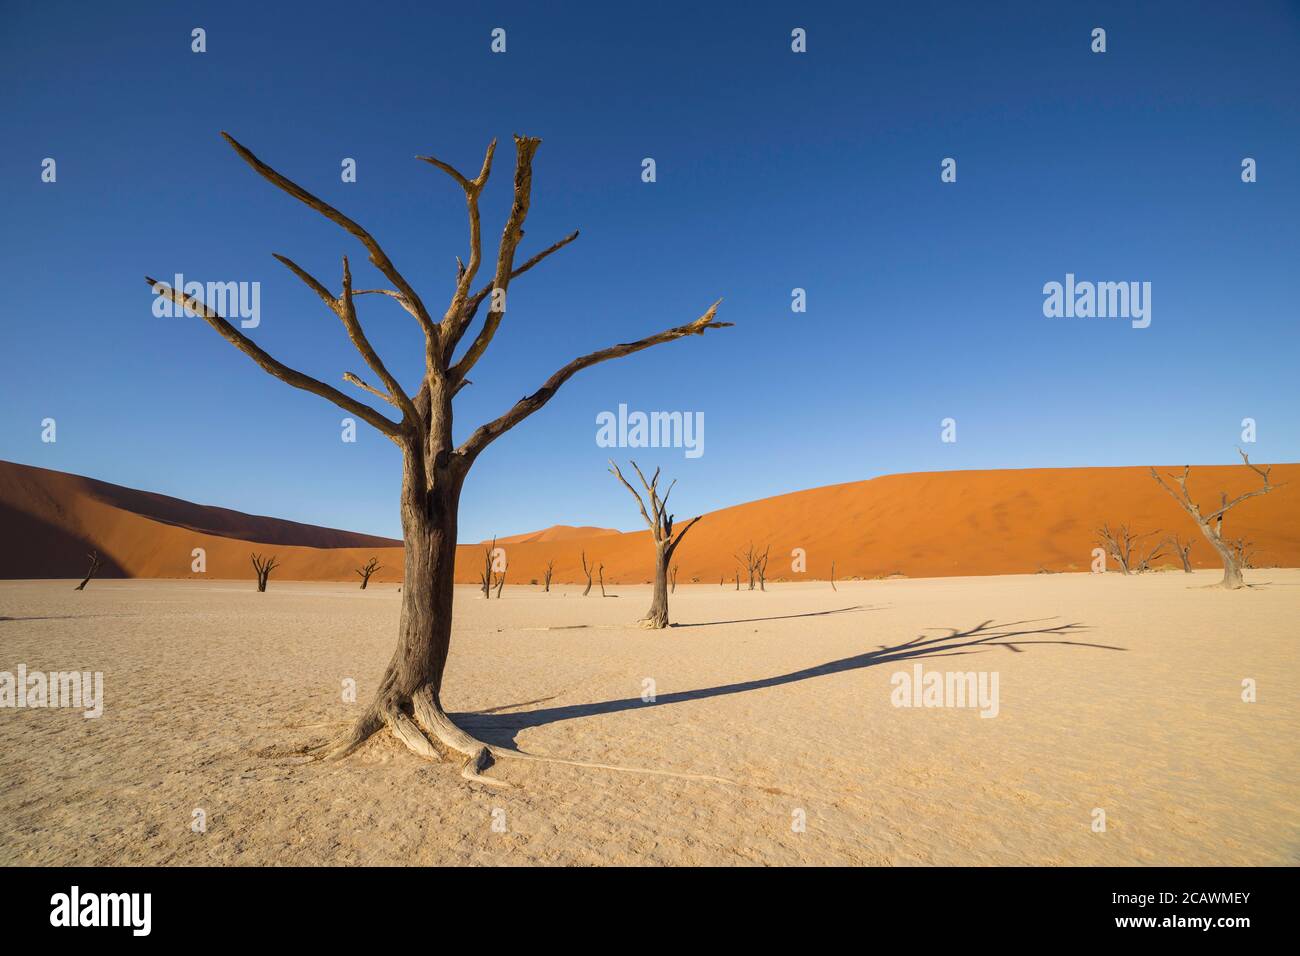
[250,553,279,592]
[1095,523,1158,575]
[598,563,608,598]
[670,564,679,593]
[1168,534,1194,573]
[494,569,506,598]
[581,551,594,596]
[355,557,382,589]
[734,569,740,590]
[148,130,730,784]
[74,551,101,591]
[1134,535,1168,573]
[830,560,837,591]
[735,542,763,591]
[543,559,554,592]
[479,537,497,599]
[1150,450,1279,589]
[756,545,771,591]
[607,460,703,628]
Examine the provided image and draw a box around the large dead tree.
[74,551,101,591]
[1150,451,1278,589]
[543,559,554,592]
[356,557,382,589]
[608,460,702,628]
[580,551,594,596]
[148,132,730,785]
[250,553,279,592]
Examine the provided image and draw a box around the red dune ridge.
[1,458,1296,585]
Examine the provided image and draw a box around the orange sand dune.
[489,526,621,546]
[1,459,1296,585]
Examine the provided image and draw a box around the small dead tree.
[1095,523,1158,575]
[830,560,837,591]
[74,551,101,591]
[251,553,279,592]
[756,545,771,591]
[1168,534,1194,573]
[1151,450,1279,589]
[1134,535,1167,573]
[543,559,554,592]
[479,537,497,599]
[598,563,608,598]
[734,542,762,590]
[148,131,730,785]
[608,460,702,628]
[356,557,382,589]
[581,551,594,596]
[494,568,506,598]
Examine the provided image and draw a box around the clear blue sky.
[2,1,1297,541]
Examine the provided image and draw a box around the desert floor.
[1,571,1296,866]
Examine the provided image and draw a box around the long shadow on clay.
[460,617,1121,751]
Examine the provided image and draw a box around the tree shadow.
[460,617,1120,751]
[671,604,880,628]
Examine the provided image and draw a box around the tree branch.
[457,300,730,462]
[220,132,441,360]
[146,276,404,440]
[448,136,542,382]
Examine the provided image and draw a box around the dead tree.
[1168,534,1194,573]
[1134,536,1167,573]
[147,132,730,785]
[734,542,762,590]
[1150,450,1278,589]
[608,460,702,628]
[356,557,382,590]
[74,551,101,591]
[479,537,496,599]
[670,564,678,593]
[1095,523,1157,575]
[598,563,609,597]
[543,559,554,592]
[581,551,594,596]
[830,560,837,591]
[494,569,505,598]
[250,553,279,592]
[756,545,771,591]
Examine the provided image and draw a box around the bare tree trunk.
[543,559,554,592]
[830,560,837,591]
[581,551,593,596]
[495,570,505,598]
[670,564,678,593]
[598,563,607,598]
[644,544,669,627]
[74,551,101,591]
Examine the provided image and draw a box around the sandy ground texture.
[0,572,1296,866]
